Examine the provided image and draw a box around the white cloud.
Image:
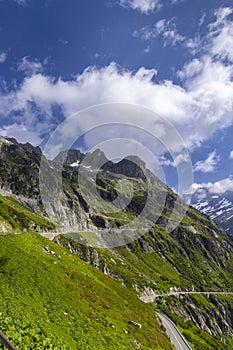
[159,153,190,167]
[211,7,233,27]
[177,58,203,80]
[119,0,186,12]
[229,151,233,159]
[0,64,188,148]
[135,66,157,80]
[59,38,69,46]
[12,0,27,5]
[171,0,185,4]
[119,0,161,14]
[3,63,189,120]
[0,52,7,63]
[198,13,206,28]
[0,54,231,151]
[134,18,186,46]
[209,177,233,193]
[144,46,150,53]
[18,57,44,76]
[207,7,233,62]
[194,151,219,173]
[0,123,42,145]
[159,155,173,167]
[191,176,233,194]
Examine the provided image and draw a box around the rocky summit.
[0,136,233,349]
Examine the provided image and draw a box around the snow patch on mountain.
[191,188,233,236]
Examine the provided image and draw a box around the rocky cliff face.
[102,156,147,181]
[156,293,233,340]
[0,137,41,197]
[53,149,84,165]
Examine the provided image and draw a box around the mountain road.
[156,312,192,350]
[140,291,233,302]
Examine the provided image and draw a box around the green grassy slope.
[0,233,173,350]
[58,220,233,295]
[0,195,55,232]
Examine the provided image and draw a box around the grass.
[57,232,182,293]
[0,195,55,232]
[0,233,174,349]
[58,222,233,294]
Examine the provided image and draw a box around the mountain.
[191,187,233,236]
[0,136,233,349]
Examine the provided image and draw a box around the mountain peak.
[0,136,15,146]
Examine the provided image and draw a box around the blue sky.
[0,0,233,195]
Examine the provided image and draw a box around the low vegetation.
[0,233,173,349]
[0,195,55,232]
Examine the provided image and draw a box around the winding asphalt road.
[141,291,233,350]
[156,312,192,350]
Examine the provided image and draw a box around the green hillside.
[0,194,55,233]
[0,233,173,349]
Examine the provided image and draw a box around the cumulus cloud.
[0,63,196,147]
[194,151,219,173]
[191,176,233,194]
[0,54,231,150]
[229,151,233,159]
[0,52,7,63]
[0,64,185,146]
[210,177,233,193]
[119,0,161,14]
[0,123,42,145]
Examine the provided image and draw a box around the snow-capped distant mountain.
[191,188,233,235]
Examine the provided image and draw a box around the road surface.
[140,291,233,302]
[156,312,192,350]
[39,232,60,240]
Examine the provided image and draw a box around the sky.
[0,0,233,196]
